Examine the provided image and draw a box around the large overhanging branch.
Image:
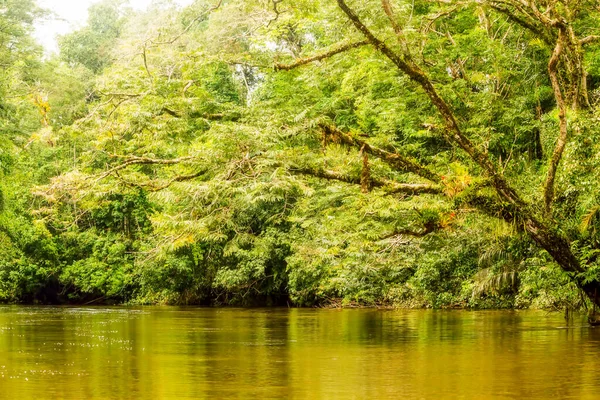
[334,0,584,276]
[320,123,442,183]
[274,40,369,71]
[290,166,443,194]
[336,0,525,209]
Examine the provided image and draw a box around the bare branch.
[543,28,568,214]
[580,35,600,45]
[274,40,369,71]
[381,0,403,37]
[102,98,129,128]
[491,0,562,27]
[266,0,287,27]
[485,2,553,45]
[424,5,460,34]
[150,0,223,46]
[142,44,153,79]
[96,91,144,98]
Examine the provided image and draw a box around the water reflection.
[0,307,599,399]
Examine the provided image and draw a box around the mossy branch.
[274,40,369,71]
[320,123,441,184]
[290,166,443,195]
[96,155,196,181]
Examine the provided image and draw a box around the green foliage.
[0,0,44,144]
[58,0,124,73]
[89,191,153,236]
[1,0,600,309]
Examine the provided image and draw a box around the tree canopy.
[1,0,600,309]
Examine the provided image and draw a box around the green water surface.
[0,307,599,399]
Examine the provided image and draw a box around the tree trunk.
[507,207,600,308]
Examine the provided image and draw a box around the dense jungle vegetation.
[1,0,600,309]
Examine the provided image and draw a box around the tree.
[12,0,600,308]
[268,0,600,306]
[0,0,44,142]
[58,0,125,73]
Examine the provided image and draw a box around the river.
[0,307,599,399]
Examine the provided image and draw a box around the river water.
[0,307,599,399]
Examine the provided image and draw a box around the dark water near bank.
[0,307,599,399]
